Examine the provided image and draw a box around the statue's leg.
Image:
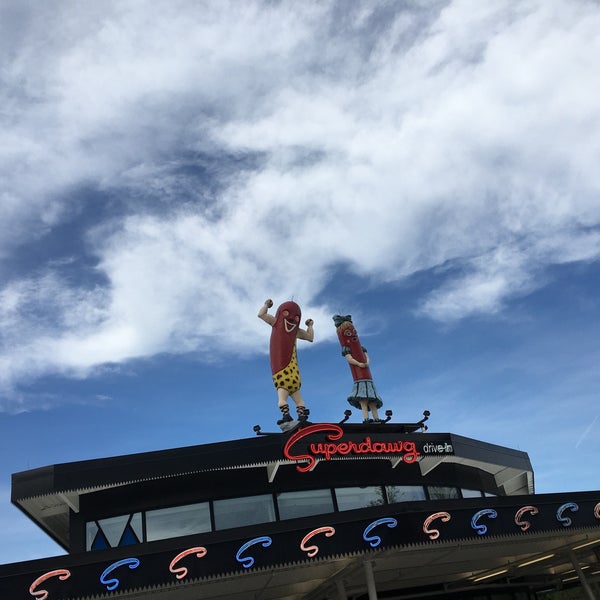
[277,389,293,423]
[359,400,370,422]
[370,402,380,421]
[291,390,309,422]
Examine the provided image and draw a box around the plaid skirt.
[347,379,383,409]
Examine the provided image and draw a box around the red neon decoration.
[29,570,71,600]
[514,506,539,531]
[169,547,207,580]
[423,512,451,540]
[300,526,336,557]
[283,423,420,472]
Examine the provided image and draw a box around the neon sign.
[471,509,497,535]
[28,570,71,600]
[100,558,140,591]
[363,518,398,548]
[423,512,451,540]
[235,536,272,568]
[300,526,336,557]
[556,502,579,527]
[515,506,538,531]
[283,423,420,473]
[24,500,599,598]
[169,547,207,580]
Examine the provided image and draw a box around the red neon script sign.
[283,423,420,473]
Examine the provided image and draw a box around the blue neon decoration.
[363,518,398,548]
[235,536,273,569]
[100,558,140,591]
[556,502,579,527]
[471,509,497,535]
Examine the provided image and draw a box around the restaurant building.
[2,415,600,599]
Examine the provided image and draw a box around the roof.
[11,427,534,550]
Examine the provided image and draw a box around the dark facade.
[2,422,600,599]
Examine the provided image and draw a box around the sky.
[1,0,600,566]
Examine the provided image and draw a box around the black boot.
[297,406,310,423]
[277,403,293,425]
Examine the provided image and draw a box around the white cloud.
[1,0,600,405]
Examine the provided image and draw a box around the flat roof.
[11,428,534,549]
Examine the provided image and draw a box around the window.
[385,485,426,503]
[335,486,384,511]
[146,502,211,542]
[86,513,142,550]
[461,488,483,498]
[277,489,334,520]
[213,494,276,530]
[428,486,460,500]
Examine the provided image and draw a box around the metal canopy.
[107,531,600,600]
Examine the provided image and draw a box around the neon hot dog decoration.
[515,506,539,532]
[423,512,451,540]
[363,518,398,548]
[26,500,600,595]
[300,527,336,557]
[29,570,71,600]
[169,547,207,580]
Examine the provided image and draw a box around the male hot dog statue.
[258,299,314,428]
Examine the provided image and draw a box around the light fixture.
[473,568,508,582]
[562,565,590,575]
[572,539,600,551]
[517,553,555,568]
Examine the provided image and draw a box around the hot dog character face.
[276,301,301,336]
[336,319,357,345]
[270,301,302,377]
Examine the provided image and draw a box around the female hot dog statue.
[333,314,383,423]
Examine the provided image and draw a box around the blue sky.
[1,0,600,565]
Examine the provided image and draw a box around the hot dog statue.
[333,314,383,423]
[258,299,314,428]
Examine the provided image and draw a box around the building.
[2,416,600,599]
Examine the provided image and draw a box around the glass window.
[213,494,275,530]
[385,485,426,503]
[146,503,211,542]
[86,513,142,550]
[86,521,100,551]
[335,486,385,511]
[461,488,483,498]
[428,486,460,500]
[98,514,131,547]
[277,489,334,520]
[130,512,143,542]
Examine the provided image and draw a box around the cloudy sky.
[1,0,600,565]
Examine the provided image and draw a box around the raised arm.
[297,318,314,342]
[258,299,276,325]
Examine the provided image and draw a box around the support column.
[335,579,347,600]
[568,549,596,600]
[363,559,378,600]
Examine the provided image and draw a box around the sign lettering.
[283,423,421,473]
